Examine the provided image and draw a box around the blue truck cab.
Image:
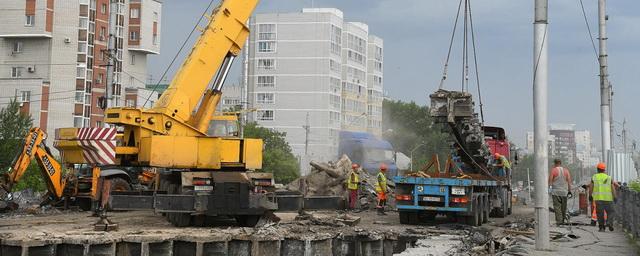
[338,131,398,177]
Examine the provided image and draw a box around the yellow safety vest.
[376,172,387,193]
[347,171,359,190]
[592,172,613,201]
[499,156,511,169]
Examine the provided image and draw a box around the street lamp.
[410,142,427,172]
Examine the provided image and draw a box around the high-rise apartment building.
[248,8,383,164]
[0,0,161,141]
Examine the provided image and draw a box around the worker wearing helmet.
[347,163,361,210]
[493,153,511,177]
[588,162,616,232]
[376,163,388,215]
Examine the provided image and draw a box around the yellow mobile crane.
[54,0,274,227]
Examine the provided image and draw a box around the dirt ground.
[0,200,637,255]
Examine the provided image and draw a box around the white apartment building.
[248,8,383,165]
[0,0,161,142]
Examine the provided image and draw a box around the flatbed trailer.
[393,175,511,226]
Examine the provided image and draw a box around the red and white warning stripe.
[77,127,117,165]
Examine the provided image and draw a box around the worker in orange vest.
[346,163,360,210]
[376,163,389,215]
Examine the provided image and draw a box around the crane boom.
[55,0,262,170]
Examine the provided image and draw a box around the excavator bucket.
[54,127,118,165]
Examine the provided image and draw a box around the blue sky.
[148,0,640,148]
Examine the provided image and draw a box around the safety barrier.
[615,186,640,238]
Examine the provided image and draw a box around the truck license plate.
[422,196,441,202]
[194,185,213,191]
[451,187,465,195]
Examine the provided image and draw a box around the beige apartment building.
[0,0,161,140]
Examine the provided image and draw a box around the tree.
[382,99,449,171]
[0,100,45,192]
[0,99,33,170]
[243,122,299,184]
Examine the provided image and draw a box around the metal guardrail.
[615,187,640,238]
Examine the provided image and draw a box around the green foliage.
[243,122,300,184]
[629,180,640,193]
[12,161,47,192]
[382,99,449,171]
[0,99,33,171]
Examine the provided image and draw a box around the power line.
[0,96,76,106]
[142,0,218,108]
[578,0,600,63]
[0,89,77,99]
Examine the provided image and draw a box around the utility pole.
[303,112,310,155]
[104,0,118,110]
[598,0,612,162]
[533,0,550,250]
[240,32,249,138]
[622,119,627,154]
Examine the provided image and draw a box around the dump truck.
[393,90,512,226]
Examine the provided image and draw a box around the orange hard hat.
[494,153,501,159]
[352,163,359,169]
[597,162,606,170]
[380,163,388,171]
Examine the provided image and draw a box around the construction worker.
[588,162,617,232]
[376,163,388,215]
[494,153,511,177]
[548,159,572,225]
[347,163,360,210]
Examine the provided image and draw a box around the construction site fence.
[615,186,640,238]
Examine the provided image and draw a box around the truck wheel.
[495,189,508,218]
[482,195,489,223]
[104,177,131,210]
[235,215,260,227]
[466,198,480,226]
[399,212,410,224]
[507,190,513,215]
[165,183,192,227]
[108,177,131,192]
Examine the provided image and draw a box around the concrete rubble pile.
[284,154,394,208]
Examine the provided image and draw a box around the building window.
[153,12,158,21]
[96,73,103,84]
[75,91,85,104]
[126,99,135,107]
[130,8,139,19]
[74,116,84,128]
[12,42,23,53]
[100,27,106,41]
[258,24,276,40]
[256,76,275,87]
[257,59,275,70]
[256,93,275,104]
[11,67,22,78]
[130,54,136,65]
[257,110,274,121]
[25,15,34,26]
[329,59,340,72]
[330,25,342,55]
[257,41,276,53]
[19,91,31,102]
[130,31,138,41]
[101,4,107,14]
[153,34,158,45]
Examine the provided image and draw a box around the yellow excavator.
[0,127,135,212]
[54,0,275,227]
